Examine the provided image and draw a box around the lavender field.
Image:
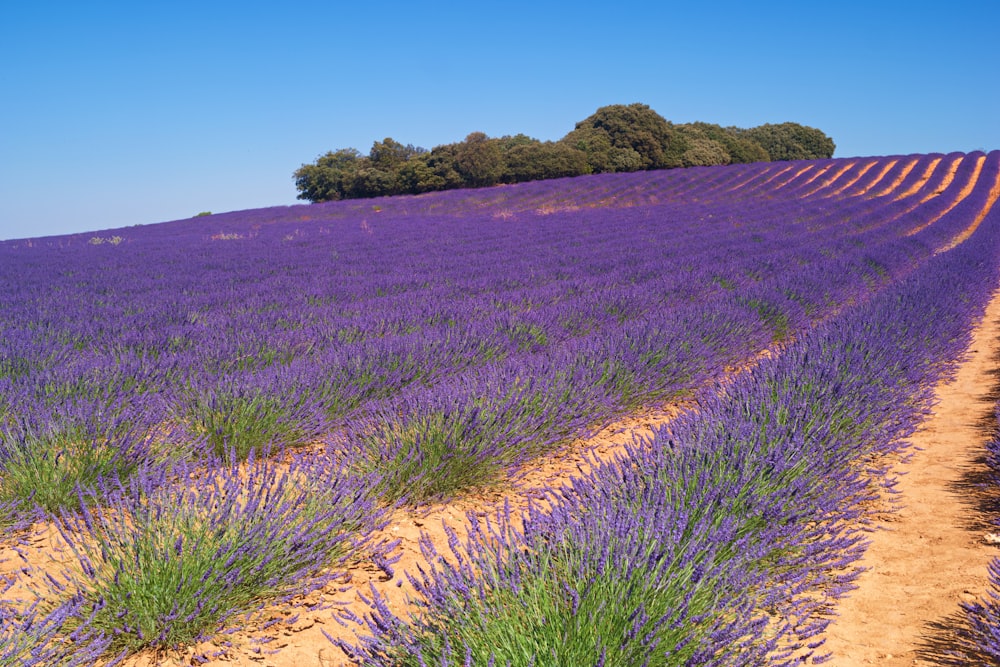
[2,151,1000,665]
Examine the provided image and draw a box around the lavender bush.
[337,500,781,667]
[0,576,112,667]
[180,359,331,461]
[0,395,161,519]
[41,451,387,657]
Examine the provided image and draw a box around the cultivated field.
[2,151,1000,665]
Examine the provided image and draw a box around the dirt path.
[816,290,1000,665]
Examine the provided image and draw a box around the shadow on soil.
[916,333,1000,663]
[917,611,997,665]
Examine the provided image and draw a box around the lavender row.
[338,158,1000,664]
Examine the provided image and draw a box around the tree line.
[293,103,836,202]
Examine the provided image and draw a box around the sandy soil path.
[816,290,1000,665]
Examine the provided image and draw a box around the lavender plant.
[43,451,386,657]
[0,396,158,519]
[349,361,607,503]
[181,367,328,461]
[954,559,1000,663]
[0,575,112,667]
[338,499,779,667]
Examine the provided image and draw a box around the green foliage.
[742,122,836,161]
[293,106,836,202]
[559,125,615,173]
[502,140,590,182]
[673,125,732,167]
[370,137,425,171]
[562,103,680,171]
[0,419,150,517]
[395,153,451,193]
[453,132,506,187]
[293,148,364,201]
[685,122,770,164]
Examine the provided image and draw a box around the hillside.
[2,152,1000,665]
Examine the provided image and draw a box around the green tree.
[292,105,837,202]
[293,148,364,201]
[370,137,425,172]
[498,133,539,151]
[680,136,731,167]
[684,122,770,164]
[503,140,589,182]
[423,144,466,190]
[743,123,836,161]
[396,154,450,194]
[348,165,396,198]
[559,126,616,173]
[562,103,680,171]
[454,132,506,187]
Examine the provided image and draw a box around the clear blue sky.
[2,1,998,241]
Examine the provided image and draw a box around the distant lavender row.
[337,156,1000,664]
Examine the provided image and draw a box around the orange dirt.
[770,164,822,191]
[799,161,856,198]
[825,160,879,198]
[871,158,919,198]
[918,155,964,205]
[847,159,899,198]
[907,154,987,238]
[815,288,1000,665]
[741,163,798,193]
[938,163,1000,253]
[785,163,835,192]
[895,157,944,201]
